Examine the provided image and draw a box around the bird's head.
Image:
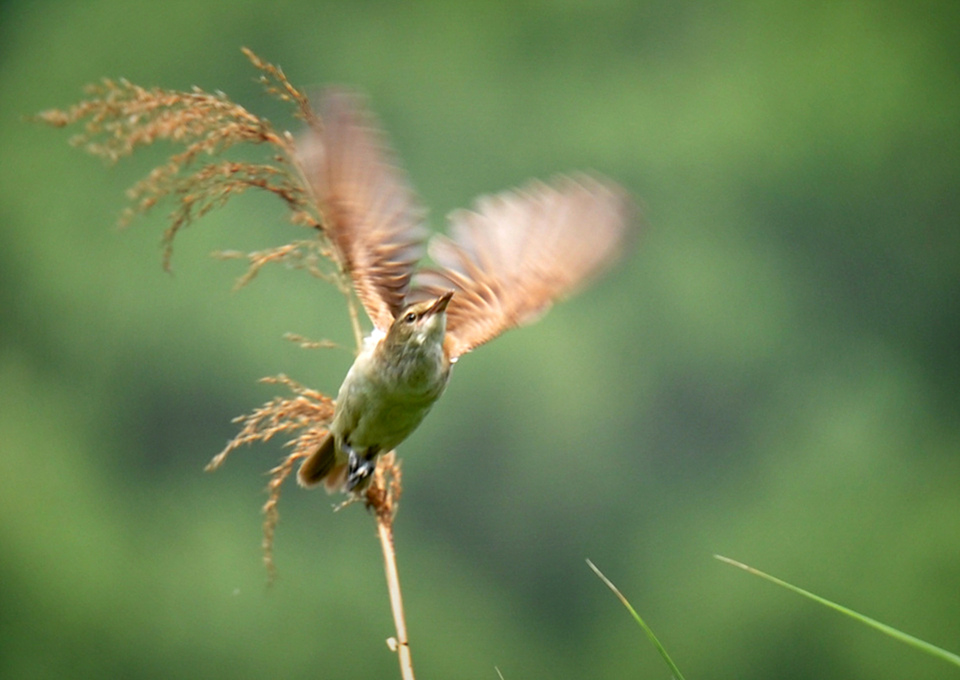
[384,290,454,350]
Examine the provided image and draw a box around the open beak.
[427,290,454,316]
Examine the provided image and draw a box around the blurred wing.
[414,174,633,359]
[296,89,426,331]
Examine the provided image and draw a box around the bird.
[293,89,634,494]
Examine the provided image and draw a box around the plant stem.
[367,453,414,680]
[378,517,415,680]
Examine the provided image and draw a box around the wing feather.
[414,174,633,359]
[296,89,426,331]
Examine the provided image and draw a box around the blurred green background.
[2,1,958,678]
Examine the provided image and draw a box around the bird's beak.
[427,290,454,316]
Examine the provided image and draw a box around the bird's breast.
[329,336,451,453]
[376,337,450,396]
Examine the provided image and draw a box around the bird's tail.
[297,433,347,492]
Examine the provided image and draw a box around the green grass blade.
[586,559,686,680]
[715,555,960,669]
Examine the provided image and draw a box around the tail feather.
[323,462,349,494]
[297,433,337,488]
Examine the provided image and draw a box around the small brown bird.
[295,90,633,494]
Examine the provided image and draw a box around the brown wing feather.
[296,89,426,331]
[414,174,633,359]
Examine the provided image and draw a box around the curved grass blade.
[715,555,960,670]
[586,559,686,680]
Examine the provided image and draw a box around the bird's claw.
[346,447,376,492]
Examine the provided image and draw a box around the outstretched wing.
[296,89,426,331]
[413,174,633,359]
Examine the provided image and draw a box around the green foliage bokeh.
[2,1,958,678]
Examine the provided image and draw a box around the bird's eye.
[404,312,417,324]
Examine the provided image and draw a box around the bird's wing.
[413,174,633,359]
[296,89,426,331]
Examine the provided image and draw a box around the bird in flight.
[294,90,634,494]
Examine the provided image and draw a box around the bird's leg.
[346,444,379,492]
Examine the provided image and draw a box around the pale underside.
[330,329,450,460]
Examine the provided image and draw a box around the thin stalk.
[379,518,415,680]
[367,453,414,680]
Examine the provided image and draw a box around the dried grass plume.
[34,48,390,575]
